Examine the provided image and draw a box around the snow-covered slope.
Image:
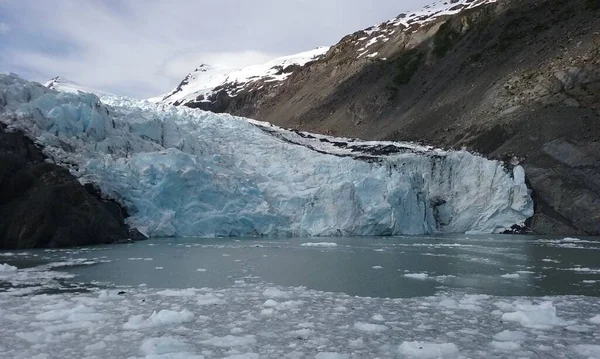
[157,47,329,106]
[0,74,533,237]
[44,76,111,97]
[350,0,497,60]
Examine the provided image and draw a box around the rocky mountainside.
[167,0,600,236]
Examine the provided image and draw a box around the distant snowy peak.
[349,0,497,60]
[44,76,111,97]
[157,47,330,106]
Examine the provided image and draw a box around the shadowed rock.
[0,123,146,248]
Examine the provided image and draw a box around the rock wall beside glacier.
[0,74,533,238]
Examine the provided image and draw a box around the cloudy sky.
[0,0,430,98]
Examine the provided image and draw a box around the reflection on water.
[1,234,599,298]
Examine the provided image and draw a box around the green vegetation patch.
[394,48,425,85]
[433,21,462,58]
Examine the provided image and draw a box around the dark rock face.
[182,0,600,235]
[0,124,146,249]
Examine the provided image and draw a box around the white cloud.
[0,22,9,35]
[0,0,431,98]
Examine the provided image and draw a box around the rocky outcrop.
[178,0,600,235]
[0,124,146,249]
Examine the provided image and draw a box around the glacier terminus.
[0,74,533,238]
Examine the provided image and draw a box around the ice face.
[0,74,533,237]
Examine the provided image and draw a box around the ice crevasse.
[0,74,533,237]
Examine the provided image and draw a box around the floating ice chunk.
[493,301,515,312]
[261,308,275,316]
[123,309,194,329]
[35,304,99,321]
[84,341,107,351]
[263,299,278,307]
[223,354,259,359]
[501,301,573,329]
[566,324,595,332]
[567,267,600,274]
[371,314,385,321]
[200,335,256,347]
[439,299,458,309]
[315,353,350,359]
[353,322,388,332]
[491,340,521,351]
[0,263,17,272]
[140,336,202,358]
[404,273,429,280]
[542,258,560,263]
[197,293,225,305]
[157,288,198,297]
[458,328,479,335]
[16,331,54,344]
[289,328,312,339]
[589,314,600,324]
[501,273,520,279]
[397,341,459,358]
[274,300,304,311]
[66,311,106,322]
[572,344,600,357]
[263,288,291,299]
[301,243,338,248]
[493,330,527,341]
[45,320,94,333]
[98,290,124,300]
[439,297,482,311]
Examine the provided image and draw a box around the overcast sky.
[0,0,431,98]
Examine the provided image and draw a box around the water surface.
[3,234,599,298]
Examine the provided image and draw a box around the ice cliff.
[0,74,533,237]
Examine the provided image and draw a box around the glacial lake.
[3,235,599,298]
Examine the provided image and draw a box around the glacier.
[0,74,533,237]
